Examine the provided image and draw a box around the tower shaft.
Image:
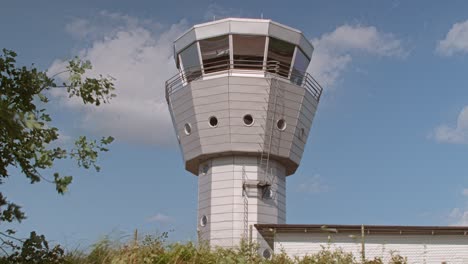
[198,156,286,248]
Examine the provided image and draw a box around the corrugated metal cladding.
[198,156,285,250]
[274,233,468,263]
[169,75,318,176]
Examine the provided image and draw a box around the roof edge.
[255,224,468,236]
[174,18,304,43]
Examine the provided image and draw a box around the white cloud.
[448,188,468,225]
[203,4,243,21]
[449,208,468,226]
[437,20,468,56]
[65,18,93,39]
[65,11,164,40]
[146,213,172,224]
[297,174,328,194]
[432,106,468,144]
[308,24,406,88]
[49,12,187,145]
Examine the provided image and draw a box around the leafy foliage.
[0,232,67,264]
[60,235,408,264]
[0,48,115,255]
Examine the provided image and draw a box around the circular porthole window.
[209,116,218,127]
[200,215,208,227]
[277,119,286,131]
[263,187,273,199]
[184,123,192,135]
[262,249,272,259]
[243,114,254,126]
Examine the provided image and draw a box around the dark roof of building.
[255,224,468,237]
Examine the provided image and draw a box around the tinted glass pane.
[199,35,230,73]
[291,48,310,85]
[267,37,295,77]
[233,35,266,70]
[179,43,202,81]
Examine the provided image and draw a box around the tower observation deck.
[165,18,322,254]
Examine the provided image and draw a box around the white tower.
[165,18,322,254]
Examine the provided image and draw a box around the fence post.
[361,224,366,263]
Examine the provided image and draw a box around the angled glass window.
[233,35,266,70]
[199,35,230,73]
[267,37,295,77]
[179,42,202,82]
[291,48,310,85]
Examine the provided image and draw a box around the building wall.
[168,74,319,175]
[198,156,286,251]
[274,233,468,263]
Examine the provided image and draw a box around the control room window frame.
[178,41,203,83]
[177,35,308,81]
[232,34,267,70]
[290,46,311,85]
[199,35,231,74]
[266,37,296,78]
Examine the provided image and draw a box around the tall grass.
[60,232,407,264]
[0,230,407,263]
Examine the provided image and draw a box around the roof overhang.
[256,224,468,237]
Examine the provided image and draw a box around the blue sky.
[3,0,468,249]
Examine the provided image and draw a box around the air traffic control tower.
[165,18,323,253]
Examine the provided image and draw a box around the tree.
[0,48,115,255]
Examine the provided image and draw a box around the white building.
[256,224,468,263]
[165,18,468,263]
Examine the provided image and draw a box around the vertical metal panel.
[174,28,196,55]
[275,233,468,263]
[230,20,270,35]
[298,34,314,59]
[268,23,301,45]
[195,21,230,39]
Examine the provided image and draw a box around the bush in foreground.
[1,232,408,264]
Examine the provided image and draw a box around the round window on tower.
[200,215,208,227]
[262,249,272,259]
[277,118,286,131]
[263,186,273,199]
[209,116,218,127]
[184,123,192,135]
[243,114,254,126]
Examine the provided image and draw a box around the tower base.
[197,156,286,253]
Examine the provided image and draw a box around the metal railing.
[165,59,323,104]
